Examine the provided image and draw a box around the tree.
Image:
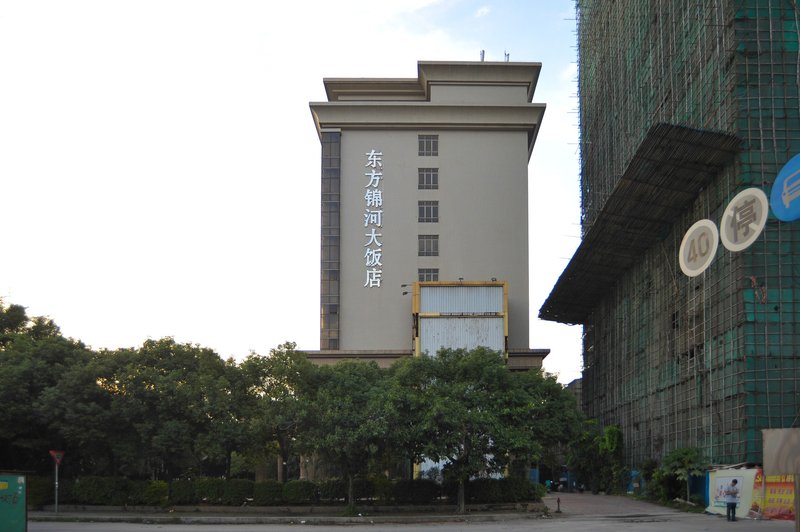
[661,447,707,502]
[0,301,92,474]
[240,342,317,483]
[303,360,388,510]
[390,347,516,513]
[567,422,626,494]
[104,338,232,478]
[499,369,582,478]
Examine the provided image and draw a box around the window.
[418,168,439,190]
[418,200,439,223]
[418,135,438,156]
[418,234,439,256]
[418,268,439,282]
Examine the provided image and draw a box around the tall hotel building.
[309,61,548,368]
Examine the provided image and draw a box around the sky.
[0,0,583,383]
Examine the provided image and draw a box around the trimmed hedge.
[394,479,440,504]
[169,479,196,505]
[282,480,317,504]
[26,475,545,507]
[222,479,253,505]
[195,477,225,504]
[253,480,283,505]
[318,478,345,503]
[444,478,544,504]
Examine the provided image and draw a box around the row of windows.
[417,135,439,281]
[418,136,439,282]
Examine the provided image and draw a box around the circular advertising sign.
[679,219,719,277]
[719,188,769,252]
[770,153,800,221]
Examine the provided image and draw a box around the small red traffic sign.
[49,450,64,465]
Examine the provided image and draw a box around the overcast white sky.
[0,0,583,382]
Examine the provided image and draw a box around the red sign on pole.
[49,450,64,465]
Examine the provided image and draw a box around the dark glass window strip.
[320,132,341,349]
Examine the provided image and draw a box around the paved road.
[28,492,797,531]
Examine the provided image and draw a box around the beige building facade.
[308,61,546,367]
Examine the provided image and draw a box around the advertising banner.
[707,469,753,519]
[762,474,795,521]
[709,468,795,521]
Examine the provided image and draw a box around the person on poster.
[724,478,739,521]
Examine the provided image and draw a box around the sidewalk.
[543,491,686,518]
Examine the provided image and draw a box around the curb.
[29,512,546,526]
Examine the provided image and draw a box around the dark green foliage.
[467,478,504,503]
[282,480,317,504]
[221,479,253,505]
[444,478,541,504]
[141,480,169,506]
[26,476,52,509]
[169,479,196,505]
[195,477,225,504]
[352,478,374,501]
[317,478,346,503]
[371,475,393,504]
[252,480,283,505]
[530,481,547,502]
[659,447,707,502]
[466,478,537,503]
[567,422,627,494]
[497,477,540,502]
[72,476,127,505]
[0,298,584,505]
[393,479,440,504]
[125,480,148,505]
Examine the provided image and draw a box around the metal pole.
[54,460,59,513]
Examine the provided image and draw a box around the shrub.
[195,477,225,504]
[468,478,503,503]
[253,480,283,506]
[26,476,52,509]
[498,477,543,502]
[282,480,317,504]
[352,478,374,501]
[222,479,253,505]
[72,476,125,505]
[394,479,440,504]
[318,479,345,503]
[372,476,393,504]
[143,480,169,506]
[169,479,196,505]
[530,481,547,502]
[126,480,149,505]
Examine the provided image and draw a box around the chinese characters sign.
[364,149,384,288]
[720,188,768,252]
[678,187,769,277]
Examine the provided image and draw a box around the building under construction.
[540,0,800,467]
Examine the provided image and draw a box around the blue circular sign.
[770,153,800,221]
